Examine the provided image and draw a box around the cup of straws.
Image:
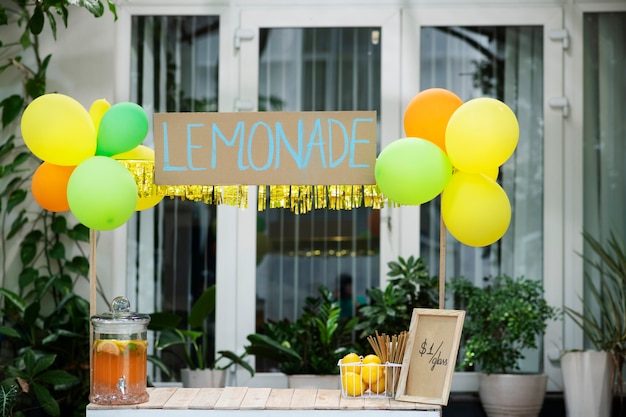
[367,330,408,396]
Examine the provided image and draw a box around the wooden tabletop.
[87,387,442,415]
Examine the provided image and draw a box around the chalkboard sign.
[395,308,465,406]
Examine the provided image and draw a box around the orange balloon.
[403,88,463,153]
[31,162,76,212]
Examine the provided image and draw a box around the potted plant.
[245,286,362,388]
[149,285,254,387]
[562,231,626,417]
[450,274,560,417]
[356,255,439,339]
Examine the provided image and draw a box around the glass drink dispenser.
[90,296,150,405]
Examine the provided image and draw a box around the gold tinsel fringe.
[120,160,386,214]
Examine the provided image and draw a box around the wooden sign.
[153,111,377,186]
[395,308,465,406]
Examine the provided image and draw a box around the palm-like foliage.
[564,231,626,400]
[246,286,361,375]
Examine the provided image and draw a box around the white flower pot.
[180,368,226,388]
[561,350,614,417]
[478,373,547,417]
[287,374,339,389]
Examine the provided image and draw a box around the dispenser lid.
[91,296,150,330]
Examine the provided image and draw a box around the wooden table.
[87,387,442,416]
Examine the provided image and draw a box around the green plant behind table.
[246,286,362,375]
[149,285,254,377]
[564,231,626,400]
[0,2,118,416]
[450,275,560,375]
[355,256,439,339]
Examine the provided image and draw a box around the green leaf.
[154,329,187,350]
[0,288,27,312]
[18,267,39,288]
[7,189,27,213]
[1,95,24,128]
[6,152,31,172]
[68,223,90,242]
[215,350,255,376]
[29,6,44,35]
[51,274,72,293]
[19,25,31,49]
[45,10,57,39]
[22,230,43,244]
[0,136,16,161]
[0,326,20,338]
[24,302,40,327]
[148,312,182,331]
[31,352,56,377]
[65,256,89,276]
[188,285,215,328]
[26,72,46,99]
[51,215,67,234]
[147,355,171,378]
[107,0,119,20]
[20,241,37,265]
[49,242,65,259]
[83,0,105,18]
[0,7,8,26]
[37,370,79,390]
[32,382,59,417]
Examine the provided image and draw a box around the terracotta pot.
[478,373,547,417]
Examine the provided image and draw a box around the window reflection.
[255,29,382,366]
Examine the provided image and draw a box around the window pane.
[255,28,381,371]
[420,26,544,372]
[129,15,220,381]
[582,12,626,348]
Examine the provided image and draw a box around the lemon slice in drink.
[96,341,120,355]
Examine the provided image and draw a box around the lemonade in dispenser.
[90,296,150,405]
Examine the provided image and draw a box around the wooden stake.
[89,229,96,380]
[439,213,446,309]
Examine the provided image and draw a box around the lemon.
[96,340,120,356]
[341,352,361,374]
[362,354,382,365]
[341,371,366,397]
[361,363,383,385]
[369,375,386,394]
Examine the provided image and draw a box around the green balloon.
[67,156,138,230]
[375,137,452,205]
[96,102,149,157]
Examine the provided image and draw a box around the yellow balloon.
[89,98,111,134]
[21,94,96,166]
[113,145,163,210]
[483,166,499,180]
[113,145,155,160]
[445,98,519,173]
[135,192,164,211]
[441,171,511,247]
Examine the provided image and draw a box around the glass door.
[401,7,564,390]
[226,7,402,384]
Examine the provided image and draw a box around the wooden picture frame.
[395,308,465,406]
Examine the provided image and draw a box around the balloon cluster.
[375,88,519,247]
[22,93,163,231]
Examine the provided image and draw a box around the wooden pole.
[439,213,446,309]
[89,229,97,378]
